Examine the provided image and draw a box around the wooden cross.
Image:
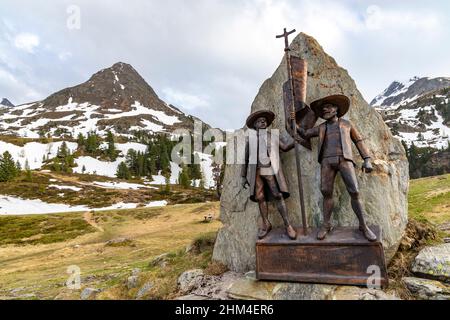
[276,28,296,51]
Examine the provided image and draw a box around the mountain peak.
[99,62,136,76]
[0,63,202,139]
[0,98,14,108]
[371,76,450,108]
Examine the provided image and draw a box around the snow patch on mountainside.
[194,152,215,188]
[0,196,168,215]
[0,98,182,139]
[148,161,182,185]
[48,185,83,192]
[92,181,156,190]
[0,141,78,170]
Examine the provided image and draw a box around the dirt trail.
[83,211,104,232]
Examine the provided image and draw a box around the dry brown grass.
[387,219,439,299]
[0,202,221,300]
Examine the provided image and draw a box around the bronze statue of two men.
[242,94,377,242]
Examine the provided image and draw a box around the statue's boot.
[286,225,297,240]
[276,199,297,240]
[257,221,272,239]
[258,201,272,239]
[351,197,377,242]
[359,225,377,242]
[316,223,332,240]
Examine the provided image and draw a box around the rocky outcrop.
[177,269,205,294]
[0,98,14,108]
[411,243,450,283]
[227,272,399,300]
[176,269,241,300]
[213,32,409,272]
[403,277,450,300]
[80,287,100,300]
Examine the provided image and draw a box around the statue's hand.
[362,158,373,174]
[297,126,307,139]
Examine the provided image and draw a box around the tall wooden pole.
[276,28,308,235]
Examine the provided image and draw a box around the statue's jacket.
[302,119,371,164]
[241,129,294,202]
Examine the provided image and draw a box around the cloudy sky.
[1,0,449,129]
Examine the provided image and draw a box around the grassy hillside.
[0,202,222,300]
[0,174,448,300]
[408,173,450,231]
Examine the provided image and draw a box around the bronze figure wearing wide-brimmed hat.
[242,109,297,240]
[311,94,350,118]
[245,110,275,129]
[297,94,377,242]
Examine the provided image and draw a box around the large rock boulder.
[411,244,450,283]
[403,277,450,300]
[213,32,409,272]
[227,272,399,300]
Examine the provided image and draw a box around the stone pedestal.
[256,226,388,288]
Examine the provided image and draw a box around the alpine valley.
[0,62,224,215]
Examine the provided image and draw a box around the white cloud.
[13,32,40,53]
[58,51,72,61]
[0,67,41,101]
[0,0,448,129]
[162,87,210,111]
[365,5,439,32]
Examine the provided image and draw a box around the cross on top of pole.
[276,28,296,51]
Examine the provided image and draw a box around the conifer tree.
[77,133,85,150]
[0,151,19,182]
[116,161,131,180]
[178,165,191,188]
[106,131,117,161]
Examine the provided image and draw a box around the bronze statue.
[242,110,297,240]
[297,94,377,241]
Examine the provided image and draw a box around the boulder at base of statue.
[227,272,399,300]
[411,244,450,283]
[213,32,409,273]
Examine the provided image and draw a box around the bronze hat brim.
[245,110,275,129]
[310,94,350,118]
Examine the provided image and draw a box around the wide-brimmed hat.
[310,94,350,118]
[245,110,275,129]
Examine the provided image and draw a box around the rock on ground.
[190,272,242,300]
[177,269,204,294]
[403,277,450,300]
[213,32,409,273]
[105,237,135,247]
[176,269,242,300]
[80,288,100,300]
[127,276,139,290]
[136,282,154,299]
[149,253,169,268]
[411,243,450,283]
[226,273,398,300]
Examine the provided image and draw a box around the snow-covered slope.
[0,63,221,189]
[0,195,167,216]
[372,77,450,149]
[0,140,78,169]
[0,62,203,139]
